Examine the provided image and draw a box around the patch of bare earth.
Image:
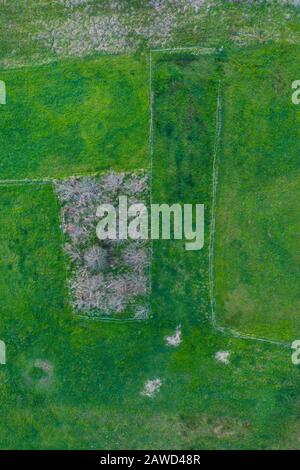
[165,325,182,347]
[24,359,54,388]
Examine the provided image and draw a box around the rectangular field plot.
[214,45,300,341]
[151,49,220,326]
[0,55,148,180]
[0,184,70,349]
[54,172,151,320]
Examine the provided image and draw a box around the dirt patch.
[165,325,182,347]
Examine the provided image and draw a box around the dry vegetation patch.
[34,1,206,58]
[54,170,150,319]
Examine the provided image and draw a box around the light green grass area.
[0,51,299,450]
[0,184,70,333]
[0,54,148,179]
[214,44,300,342]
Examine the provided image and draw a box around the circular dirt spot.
[24,359,54,388]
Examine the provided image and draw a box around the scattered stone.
[215,351,230,365]
[141,378,162,398]
[165,325,182,347]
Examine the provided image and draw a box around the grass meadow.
[0,49,300,449]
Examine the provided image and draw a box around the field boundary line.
[75,315,149,323]
[0,178,51,186]
[0,170,144,186]
[208,81,289,348]
[151,46,216,53]
[208,80,222,328]
[149,49,153,310]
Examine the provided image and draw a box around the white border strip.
[209,80,222,328]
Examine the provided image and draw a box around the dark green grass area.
[151,50,220,327]
[1,51,300,450]
[214,44,300,341]
[0,54,148,179]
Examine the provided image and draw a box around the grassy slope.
[214,44,300,341]
[0,54,148,179]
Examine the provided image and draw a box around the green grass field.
[0,48,300,450]
[214,45,300,342]
[0,55,148,179]
[3,0,300,451]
